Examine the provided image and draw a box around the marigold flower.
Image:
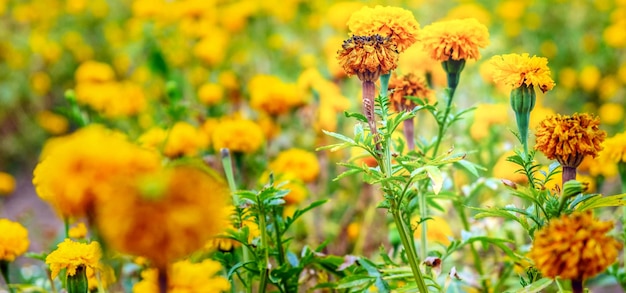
[75,60,115,83]
[212,117,264,154]
[163,121,209,158]
[529,211,621,281]
[133,259,230,293]
[470,103,509,141]
[420,18,489,62]
[248,75,305,116]
[33,125,161,218]
[269,148,320,183]
[534,113,606,168]
[598,131,626,163]
[0,172,16,196]
[388,72,434,112]
[46,239,102,279]
[489,53,555,93]
[197,82,224,106]
[347,5,419,52]
[95,165,230,269]
[69,222,88,239]
[0,219,29,261]
[337,35,399,82]
[36,110,69,135]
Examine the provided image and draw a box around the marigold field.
[1,0,626,293]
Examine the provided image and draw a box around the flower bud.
[510,84,536,155]
[67,264,89,293]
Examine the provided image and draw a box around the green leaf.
[344,111,368,123]
[576,193,626,211]
[336,275,375,289]
[322,130,355,144]
[284,200,327,231]
[464,236,521,261]
[424,166,443,195]
[454,160,486,178]
[517,278,553,293]
[471,207,530,231]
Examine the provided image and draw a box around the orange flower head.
[420,18,489,62]
[388,72,434,112]
[337,35,399,82]
[347,5,419,52]
[534,113,606,167]
[489,53,556,93]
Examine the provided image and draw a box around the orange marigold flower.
[347,5,419,52]
[420,18,489,62]
[489,53,556,93]
[388,72,434,112]
[534,113,606,167]
[337,35,399,82]
[529,211,621,281]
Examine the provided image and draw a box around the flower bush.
[0,1,625,293]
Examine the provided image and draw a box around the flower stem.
[363,80,380,149]
[158,268,168,293]
[257,197,270,293]
[618,162,626,278]
[391,204,428,293]
[431,88,454,158]
[571,279,584,293]
[0,261,14,293]
[403,119,415,151]
[562,166,577,184]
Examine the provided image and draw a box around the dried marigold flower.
[534,113,606,168]
[529,211,621,281]
[337,35,399,82]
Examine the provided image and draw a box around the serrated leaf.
[322,130,355,144]
[576,193,626,211]
[345,111,368,123]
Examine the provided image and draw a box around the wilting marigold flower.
[33,125,161,218]
[0,172,16,195]
[534,113,606,167]
[270,148,320,183]
[95,165,230,269]
[46,239,102,280]
[420,18,489,62]
[337,35,399,82]
[212,117,264,154]
[133,259,230,293]
[388,72,434,111]
[347,5,419,52]
[529,211,621,280]
[489,53,555,93]
[0,219,29,261]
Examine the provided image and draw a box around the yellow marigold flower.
[489,53,555,93]
[248,75,305,116]
[212,117,264,154]
[326,1,365,31]
[492,150,528,184]
[446,3,491,27]
[163,122,209,158]
[529,211,621,280]
[0,219,29,261]
[75,60,115,83]
[33,125,161,218]
[337,35,399,82]
[347,5,419,52]
[95,165,230,269]
[75,81,147,117]
[46,239,101,279]
[69,222,88,239]
[388,72,434,112]
[599,102,624,125]
[133,259,230,293]
[420,18,489,62]
[598,131,626,164]
[413,215,453,245]
[197,82,224,106]
[36,110,69,135]
[193,28,229,66]
[470,103,509,141]
[397,45,447,88]
[30,71,51,96]
[534,113,606,167]
[269,148,320,183]
[0,172,16,195]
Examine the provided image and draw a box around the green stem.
[419,189,428,260]
[1,261,14,293]
[618,162,626,276]
[456,204,487,292]
[64,218,70,239]
[271,209,287,291]
[258,205,270,293]
[431,88,454,158]
[555,278,564,293]
[391,204,428,293]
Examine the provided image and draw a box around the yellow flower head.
[0,219,29,261]
[75,60,115,83]
[69,222,88,239]
[95,165,230,269]
[36,111,69,135]
[598,131,626,164]
[470,103,509,141]
[534,113,606,167]
[347,5,419,52]
[45,239,102,279]
[529,211,621,280]
[489,53,555,93]
[0,172,16,195]
[33,125,161,218]
[197,82,224,106]
[269,148,320,183]
[163,121,209,158]
[388,72,434,112]
[337,35,399,82]
[420,18,489,62]
[248,75,305,116]
[133,259,230,293]
[212,117,264,154]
